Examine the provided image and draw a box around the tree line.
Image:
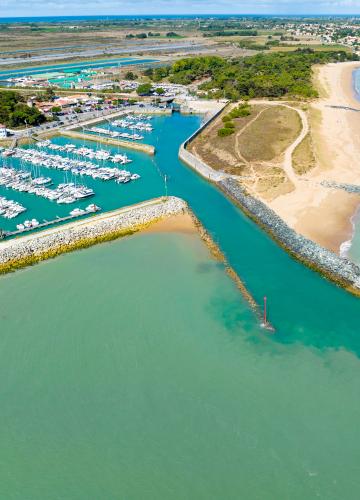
[144,49,358,100]
[0,91,45,128]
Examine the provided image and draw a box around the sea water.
[344,68,360,264]
[1,111,360,497]
[1,233,360,499]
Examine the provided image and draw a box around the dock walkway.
[3,208,100,239]
[61,129,155,155]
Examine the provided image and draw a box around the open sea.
[344,68,360,263]
[0,15,356,23]
[1,111,360,498]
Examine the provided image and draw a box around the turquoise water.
[353,67,360,100]
[0,57,158,80]
[0,233,360,499]
[1,233,360,499]
[1,110,360,497]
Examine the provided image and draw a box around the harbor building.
[0,124,8,138]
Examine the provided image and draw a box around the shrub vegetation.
[0,91,45,127]
[152,49,358,99]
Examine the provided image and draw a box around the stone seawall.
[179,147,226,182]
[220,178,360,291]
[0,197,186,272]
[178,102,228,182]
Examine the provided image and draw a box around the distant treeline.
[144,49,359,100]
[125,31,180,39]
[238,40,270,51]
[203,30,258,37]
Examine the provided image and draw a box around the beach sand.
[143,212,197,235]
[268,61,360,254]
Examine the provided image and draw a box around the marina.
[0,118,165,233]
[0,165,95,204]
[88,127,144,141]
[61,129,156,154]
[6,203,100,237]
[87,114,154,142]
[0,195,26,219]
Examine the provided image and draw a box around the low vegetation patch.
[293,133,317,175]
[238,106,301,162]
[218,103,251,137]
[189,104,264,173]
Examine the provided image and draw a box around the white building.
[0,124,8,139]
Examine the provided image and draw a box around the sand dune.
[268,62,360,254]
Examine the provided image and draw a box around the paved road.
[0,42,203,68]
[10,107,126,138]
[10,103,171,140]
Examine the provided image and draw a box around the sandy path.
[281,105,308,186]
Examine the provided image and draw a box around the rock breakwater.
[321,180,360,194]
[0,197,186,273]
[220,178,360,292]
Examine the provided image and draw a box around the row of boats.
[88,114,155,142]
[88,126,144,141]
[15,204,100,231]
[0,196,26,219]
[0,167,94,204]
[0,134,140,228]
[112,117,154,132]
[2,148,140,184]
[36,141,131,164]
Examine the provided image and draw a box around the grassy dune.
[188,104,267,174]
[238,105,302,162]
[293,133,317,175]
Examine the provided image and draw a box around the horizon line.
[2,13,360,19]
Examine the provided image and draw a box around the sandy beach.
[143,212,197,234]
[268,61,360,254]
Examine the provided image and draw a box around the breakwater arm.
[178,101,228,182]
[0,197,186,273]
[61,130,155,155]
[219,178,360,293]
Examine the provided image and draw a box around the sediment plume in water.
[188,211,265,324]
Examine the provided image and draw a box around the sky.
[2,0,360,18]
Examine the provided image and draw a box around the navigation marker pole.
[263,296,267,325]
[261,296,275,333]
